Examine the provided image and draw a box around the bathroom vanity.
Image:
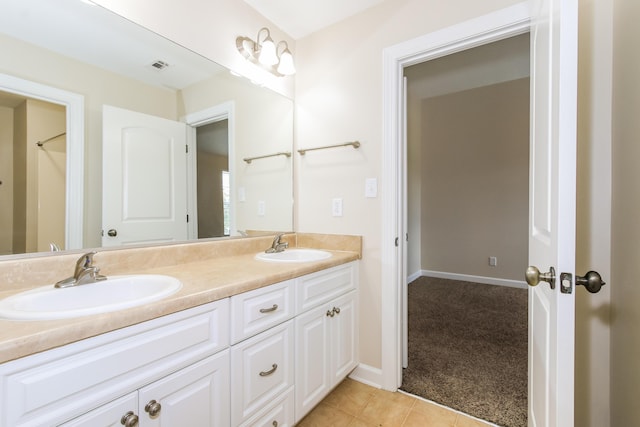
[0,234,361,427]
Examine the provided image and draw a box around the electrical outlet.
[332,198,343,217]
[489,256,497,267]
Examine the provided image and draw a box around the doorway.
[195,119,230,238]
[400,34,530,426]
[0,90,67,254]
[0,73,84,253]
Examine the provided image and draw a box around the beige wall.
[10,100,66,253]
[0,106,13,255]
[28,100,66,253]
[12,103,26,254]
[295,0,523,370]
[575,0,612,425]
[611,0,640,425]
[180,71,294,234]
[197,153,229,238]
[418,79,529,281]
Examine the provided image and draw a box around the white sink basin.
[0,275,182,321]
[255,248,332,263]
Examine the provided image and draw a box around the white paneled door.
[102,105,188,247]
[385,1,580,426]
[528,0,578,426]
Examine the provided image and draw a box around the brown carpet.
[400,276,528,427]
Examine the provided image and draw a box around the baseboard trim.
[349,363,383,389]
[410,270,527,289]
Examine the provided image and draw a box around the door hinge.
[185,144,189,153]
[186,214,189,223]
[395,237,399,247]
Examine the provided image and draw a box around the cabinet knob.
[120,411,139,427]
[272,421,278,427]
[145,399,162,418]
[326,309,335,317]
[333,307,341,315]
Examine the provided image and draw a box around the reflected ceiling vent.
[149,60,170,71]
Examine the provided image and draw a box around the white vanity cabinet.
[60,350,230,426]
[229,280,296,426]
[0,299,229,427]
[0,260,359,427]
[294,263,359,423]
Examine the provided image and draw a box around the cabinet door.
[59,392,138,427]
[231,321,294,426]
[137,350,230,427]
[330,291,358,385]
[239,387,295,427]
[294,304,331,423]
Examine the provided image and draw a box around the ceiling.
[0,0,224,91]
[243,0,385,39]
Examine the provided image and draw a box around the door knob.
[107,229,118,237]
[525,266,556,289]
[576,271,606,293]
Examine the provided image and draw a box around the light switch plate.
[332,198,343,217]
[258,201,266,216]
[365,178,377,198]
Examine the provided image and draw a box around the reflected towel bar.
[243,151,292,164]
[36,132,66,147]
[298,141,360,155]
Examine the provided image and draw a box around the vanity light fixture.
[236,27,296,77]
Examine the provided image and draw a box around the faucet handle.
[79,251,97,267]
[74,251,97,276]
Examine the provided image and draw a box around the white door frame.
[380,2,531,390]
[182,102,236,239]
[0,73,84,251]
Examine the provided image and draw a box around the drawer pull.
[259,304,279,314]
[259,363,278,376]
[272,421,278,427]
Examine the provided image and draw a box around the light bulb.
[277,50,296,75]
[259,38,278,66]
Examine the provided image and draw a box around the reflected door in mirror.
[102,105,188,247]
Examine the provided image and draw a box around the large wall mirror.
[0,0,293,257]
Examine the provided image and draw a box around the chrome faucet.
[265,233,289,253]
[55,252,107,288]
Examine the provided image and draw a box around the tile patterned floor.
[297,378,495,427]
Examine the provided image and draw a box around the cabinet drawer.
[230,279,295,344]
[231,320,294,426]
[296,262,358,313]
[0,299,229,427]
[59,392,138,427]
[240,386,294,427]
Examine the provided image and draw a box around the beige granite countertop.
[0,233,361,364]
